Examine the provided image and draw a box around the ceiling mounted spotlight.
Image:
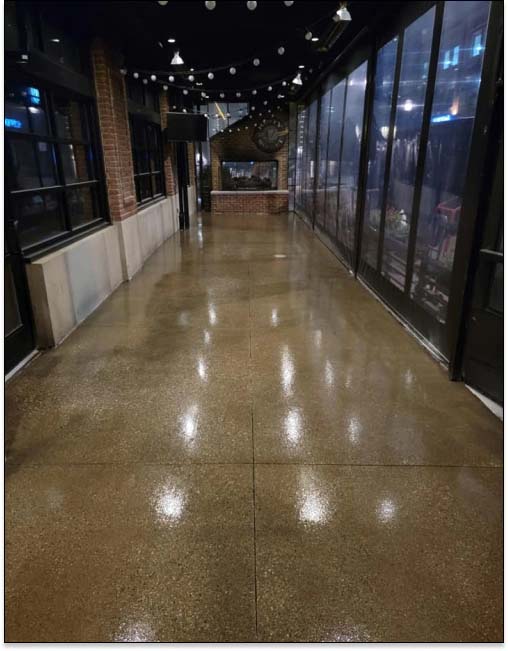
[167,38,176,43]
[150,74,157,81]
[208,72,214,79]
[336,3,352,21]
[305,31,313,40]
[188,74,195,81]
[278,46,285,55]
[120,68,127,75]
[133,72,139,79]
[292,72,303,85]
[205,0,216,9]
[171,51,184,65]
[168,75,175,82]
[253,58,260,66]
[229,67,236,74]
[247,0,257,8]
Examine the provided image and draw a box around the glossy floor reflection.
[5,212,503,642]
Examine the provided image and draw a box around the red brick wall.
[91,39,137,221]
[211,192,288,214]
[210,112,289,192]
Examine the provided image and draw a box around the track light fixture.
[171,51,184,65]
[292,72,303,85]
[336,3,352,21]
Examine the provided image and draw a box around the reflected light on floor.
[377,498,397,523]
[154,484,187,525]
[281,345,294,396]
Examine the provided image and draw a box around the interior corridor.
[5,213,503,642]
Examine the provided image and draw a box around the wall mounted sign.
[252,119,286,153]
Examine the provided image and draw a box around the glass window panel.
[36,141,57,186]
[67,186,97,227]
[5,83,32,134]
[221,161,278,190]
[303,99,318,217]
[7,140,40,189]
[315,90,332,229]
[337,61,368,253]
[361,38,399,268]
[381,7,436,291]
[324,79,346,237]
[59,143,90,183]
[16,192,67,249]
[153,173,163,197]
[411,0,491,322]
[295,106,307,208]
[41,19,83,72]
[28,104,49,136]
[54,96,85,140]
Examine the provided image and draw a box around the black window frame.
[5,81,109,257]
[129,117,166,206]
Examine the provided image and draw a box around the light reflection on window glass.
[295,106,307,208]
[324,79,346,237]
[361,37,398,268]
[336,60,368,253]
[303,99,318,218]
[381,7,436,291]
[410,0,491,323]
[315,90,332,229]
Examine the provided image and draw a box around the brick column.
[91,39,137,221]
[160,91,177,196]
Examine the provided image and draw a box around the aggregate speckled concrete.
[5,212,503,642]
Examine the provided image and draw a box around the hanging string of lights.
[126,1,353,100]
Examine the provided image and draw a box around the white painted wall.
[26,194,181,348]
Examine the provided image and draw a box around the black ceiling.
[37,0,403,102]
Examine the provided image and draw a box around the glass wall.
[410,0,491,322]
[361,37,398,268]
[315,90,331,229]
[293,0,494,360]
[324,79,346,237]
[336,61,368,256]
[380,7,436,290]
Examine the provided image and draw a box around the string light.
[168,75,175,82]
[229,67,236,74]
[278,46,285,55]
[208,72,214,79]
[133,72,139,79]
[253,58,260,66]
[188,75,195,81]
[305,31,313,40]
[150,74,157,81]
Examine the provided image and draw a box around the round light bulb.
[263,100,268,105]
[282,80,287,86]
[150,74,157,81]
[253,58,260,66]
[120,68,127,75]
[188,75,194,82]
[268,85,272,91]
[163,84,168,90]
[220,92,225,98]
[247,0,257,9]
[142,78,148,84]
[133,72,139,79]
[278,46,285,55]
[236,92,241,97]
[230,67,236,75]
[205,0,216,9]
[252,89,257,95]
[169,75,174,82]
[305,31,313,40]
[208,72,214,80]
[183,89,188,95]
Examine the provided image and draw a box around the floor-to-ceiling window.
[409,0,491,323]
[315,90,331,229]
[294,0,496,363]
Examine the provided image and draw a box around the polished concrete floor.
[5,212,503,642]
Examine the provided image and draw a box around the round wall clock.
[252,119,286,153]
